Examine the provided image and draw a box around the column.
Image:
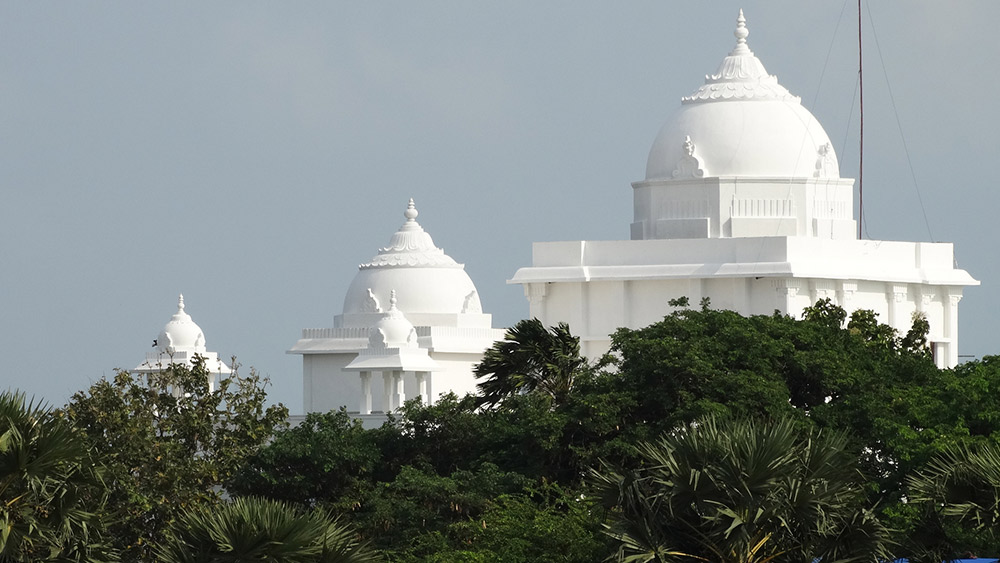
[392,370,405,410]
[933,342,947,370]
[359,371,372,415]
[382,371,392,413]
[772,278,800,316]
[416,372,428,405]
[837,281,857,312]
[886,284,907,330]
[810,280,836,306]
[525,283,547,322]
[916,288,934,316]
[944,293,962,368]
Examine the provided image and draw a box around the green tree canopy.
[605,299,971,491]
[225,299,1000,561]
[64,357,288,562]
[229,410,382,507]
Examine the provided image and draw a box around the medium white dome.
[342,199,483,317]
[645,11,839,181]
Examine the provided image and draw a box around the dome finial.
[178,294,185,312]
[732,9,750,55]
[404,198,418,222]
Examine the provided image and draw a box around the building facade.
[134,294,233,390]
[290,200,505,421]
[510,11,977,368]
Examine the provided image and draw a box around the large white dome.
[342,199,483,317]
[645,11,839,181]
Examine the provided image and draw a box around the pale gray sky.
[2,2,997,410]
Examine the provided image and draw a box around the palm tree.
[156,496,379,563]
[474,318,587,408]
[906,443,1000,559]
[590,416,892,563]
[0,391,115,562]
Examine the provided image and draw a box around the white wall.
[532,275,964,367]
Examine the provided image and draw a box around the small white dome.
[368,291,418,349]
[645,11,839,181]
[343,199,483,317]
[157,294,207,354]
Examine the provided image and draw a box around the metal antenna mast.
[857,0,864,239]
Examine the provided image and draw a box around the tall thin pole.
[858,0,864,239]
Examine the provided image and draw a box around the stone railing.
[300,327,370,339]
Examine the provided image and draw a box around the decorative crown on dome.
[359,199,461,270]
[682,10,799,104]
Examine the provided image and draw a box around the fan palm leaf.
[591,416,893,563]
[0,391,114,562]
[156,496,379,563]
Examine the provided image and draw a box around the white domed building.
[511,11,977,368]
[290,199,505,421]
[135,294,232,390]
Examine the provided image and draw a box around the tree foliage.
[0,391,115,562]
[156,496,379,563]
[906,442,1000,559]
[407,484,609,563]
[18,297,1000,560]
[605,298,966,491]
[230,410,381,507]
[63,357,288,562]
[591,416,893,563]
[474,319,588,408]
[239,298,1000,560]
[229,392,609,561]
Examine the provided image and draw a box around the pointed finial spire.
[731,9,751,55]
[177,294,185,311]
[404,198,418,222]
